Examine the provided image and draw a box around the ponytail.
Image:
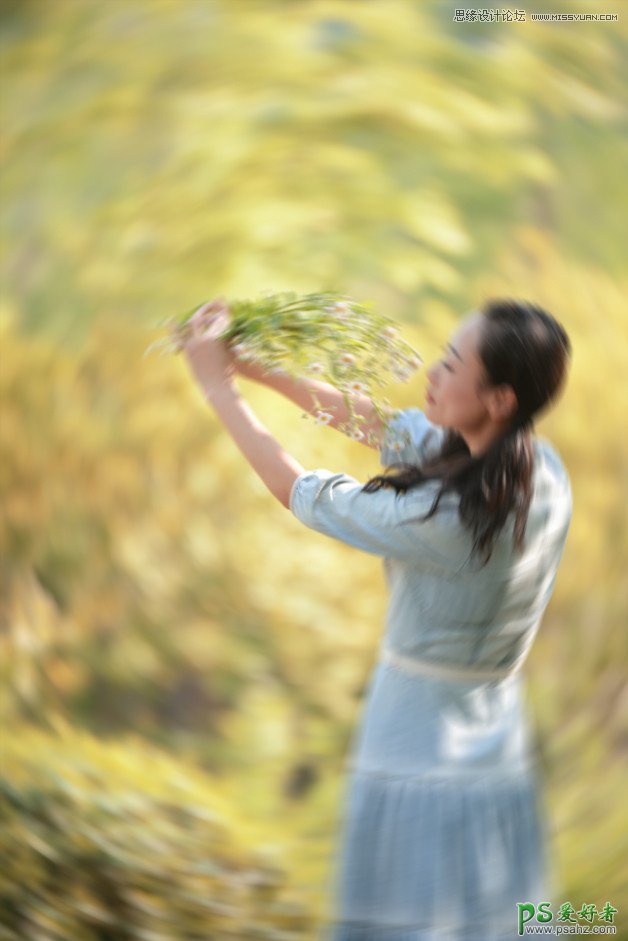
[362,420,534,565]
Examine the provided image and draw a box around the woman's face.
[424,313,498,437]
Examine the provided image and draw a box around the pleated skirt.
[319,651,560,941]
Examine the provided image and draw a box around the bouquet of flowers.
[145,291,422,445]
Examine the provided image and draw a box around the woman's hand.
[180,298,236,397]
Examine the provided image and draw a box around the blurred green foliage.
[0,720,313,939]
[1,0,627,938]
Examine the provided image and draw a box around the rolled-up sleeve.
[289,468,429,560]
[289,461,470,569]
[288,410,459,563]
[380,408,445,468]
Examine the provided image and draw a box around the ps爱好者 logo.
[517,899,618,935]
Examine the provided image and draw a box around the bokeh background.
[1,0,627,938]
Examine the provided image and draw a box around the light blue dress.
[289,408,572,941]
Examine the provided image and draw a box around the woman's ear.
[486,384,518,423]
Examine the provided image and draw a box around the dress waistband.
[380,646,524,682]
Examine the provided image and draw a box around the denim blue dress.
[289,409,572,941]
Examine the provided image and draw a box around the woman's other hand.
[181,298,236,397]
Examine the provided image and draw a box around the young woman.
[181,297,572,941]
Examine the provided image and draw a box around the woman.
[181,297,572,941]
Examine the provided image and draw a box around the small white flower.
[382,325,398,339]
[338,352,356,367]
[232,343,255,361]
[347,380,369,395]
[307,362,325,374]
[407,355,423,371]
[326,302,351,321]
[314,410,334,425]
[349,427,365,441]
[392,365,412,382]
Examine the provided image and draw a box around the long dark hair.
[362,298,571,563]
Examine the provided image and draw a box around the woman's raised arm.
[205,383,305,509]
[180,303,304,509]
[234,359,388,450]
